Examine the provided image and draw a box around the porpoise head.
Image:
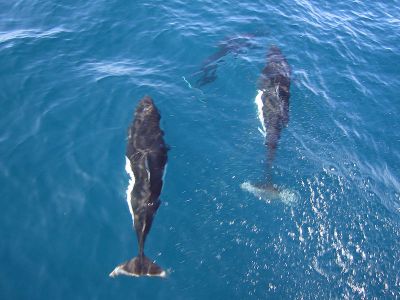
[137,96,155,115]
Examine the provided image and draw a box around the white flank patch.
[163,163,168,181]
[255,90,266,137]
[161,163,168,192]
[241,181,298,206]
[125,156,135,222]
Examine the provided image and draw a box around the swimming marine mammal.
[241,45,297,204]
[191,34,257,87]
[110,96,168,278]
[255,45,291,179]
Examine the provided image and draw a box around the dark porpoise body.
[110,96,168,278]
[192,34,257,87]
[255,46,291,182]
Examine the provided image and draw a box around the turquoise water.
[1,0,400,298]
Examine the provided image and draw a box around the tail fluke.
[241,181,298,206]
[241,182,280,199]
[109,256,166,278]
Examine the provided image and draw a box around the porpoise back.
[110,96,168,278]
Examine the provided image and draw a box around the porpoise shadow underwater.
[185,33,263,88]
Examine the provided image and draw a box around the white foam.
[109,266,139,278]
[158,270,167,278]
[182,76,193,88]
[125,156,135,222]
[241,181,298,206]
[255,90,266,137]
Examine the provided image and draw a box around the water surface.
[1,0,399,298]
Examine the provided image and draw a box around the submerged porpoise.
[255,45,291,182]
[192,34,257,87]
[110,96,168,278]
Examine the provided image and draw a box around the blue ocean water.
[1,0,400,298]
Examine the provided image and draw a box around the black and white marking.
[111,96,168,278]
